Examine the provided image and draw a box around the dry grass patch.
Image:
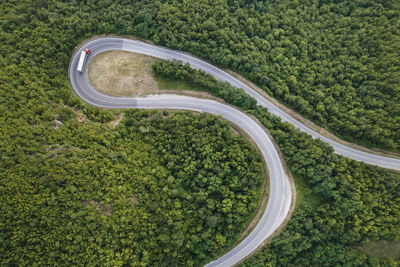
[88,51,159,96]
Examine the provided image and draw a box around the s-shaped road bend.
[69,37,400,267]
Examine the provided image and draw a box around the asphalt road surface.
[69,37,400,266]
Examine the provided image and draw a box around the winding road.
[69,37,400,266]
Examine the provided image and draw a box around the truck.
[77,48,91,73]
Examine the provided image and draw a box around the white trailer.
[77,49,91,73]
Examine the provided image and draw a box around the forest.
[153,0,400,152]
[153,59,400,265]
[3,0,399,151]
[1,106,264,266]
[1,1,266,265]
[1,0,399,265]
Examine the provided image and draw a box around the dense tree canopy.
[1,0,399,265]
[3,0,399,151]
[152,59,400,265]
[152,0,400,152]
[153,60,257,109]
[1,1,265,265]
[0,109,264,266]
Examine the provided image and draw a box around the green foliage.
[359,240,400,261]
[2,0,400,265]
[154,59,400,265]
[122,110,264,264]
[0,1,264,265]
[0,109,264,266]
[153,0,400,151]
[153,60,257,109]
[2,0,400,150]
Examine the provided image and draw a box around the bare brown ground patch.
[112,113,124,127]
[129,194,138,205]
[83,200,113,216]
[88,51,159,96]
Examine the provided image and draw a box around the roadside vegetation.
[1,0,399,265]
[85,0,400,152]
[153,0,400,152]
[153,59,400,265]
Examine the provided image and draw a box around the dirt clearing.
[88,51,159,96]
